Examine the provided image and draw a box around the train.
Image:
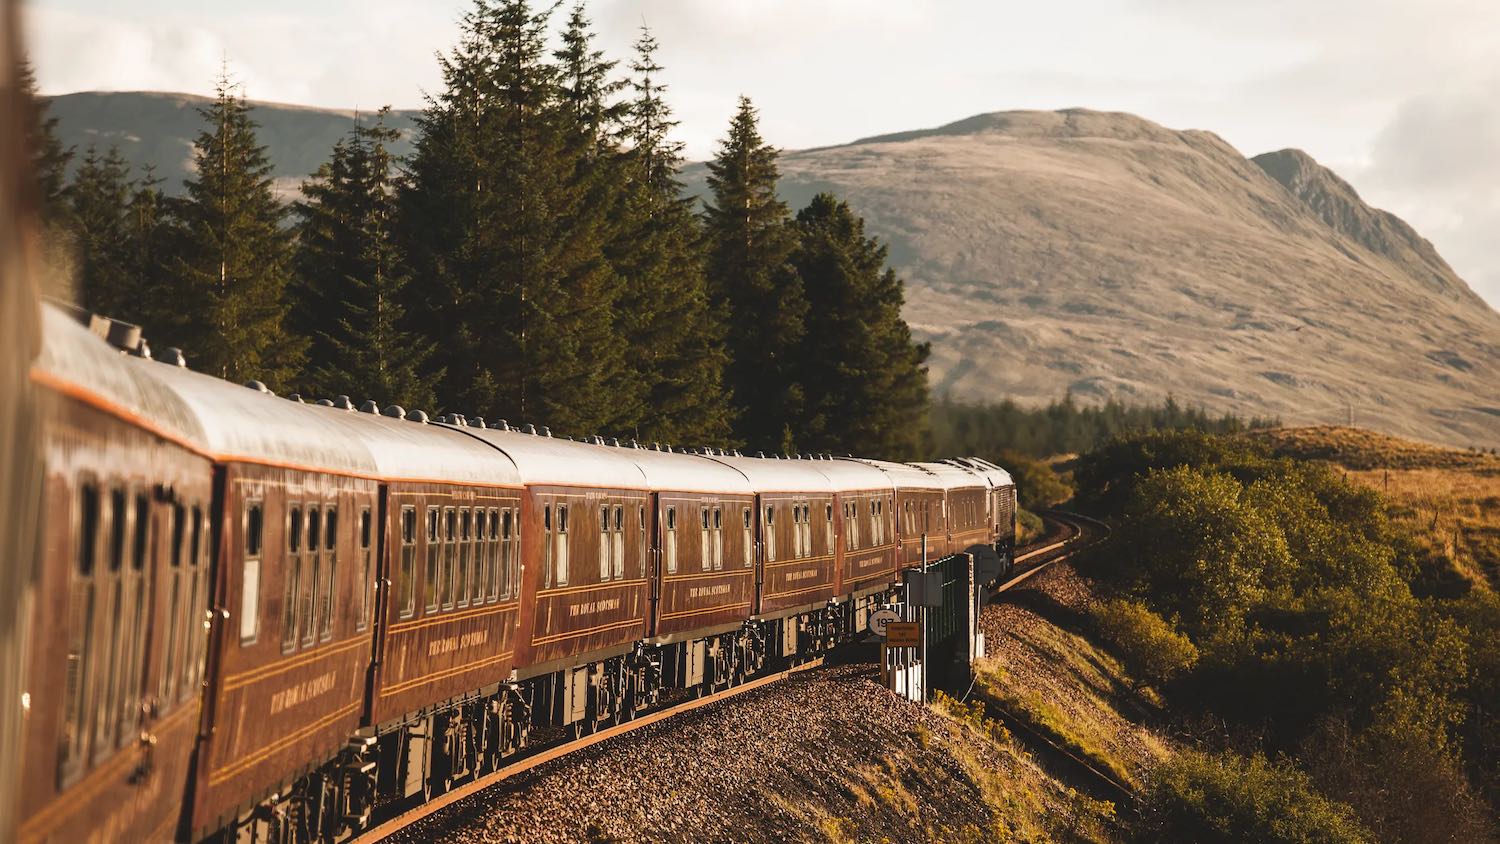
[15,304,1016,843]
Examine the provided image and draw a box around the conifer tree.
[702,96,807,451]
[169,71,304,387]
[293,109,437,410]
[611,26,733,446]
[68,145,133,317]
[18,60,72,223]
[402,0,636,434]
[793,193,930,459]
[121,166,176,336]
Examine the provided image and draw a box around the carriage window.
[399,507,417,619]
[764,505,776,562]
[240,501,262,644]
[712,507,723,571]
[498,509,514,600]
[700,507,711,571]
[319,507,337,641]
[86,488,122,763]
[601,505,613,581]
[283,505,303,652]
[60,482,100,782]
[553,504,569,587]
[802,504,812,558]
[825,503,834,552]
[184,506,207,700]
[425,506,440,613]
[543,504,553,587]
[302,506,320,648]
[115,493,150,747]
[442,508,457,609]
[613,505,626,580]
[743,507,753,567]
[483,512,501,605]
[356,508,372,631]
[665,506,678,574]
[160,504,185,703]
[456,508,472,609]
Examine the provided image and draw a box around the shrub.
[1016,508,1044,543]
[1092,599,1198,689]
[1138,750,1373,844]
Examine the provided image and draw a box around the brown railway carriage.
[628,449,757,644]
[20,310,214,844]
[816,460,898,601]
[143,364,384,841]
[845,459,950,568]
[912,462,992,556]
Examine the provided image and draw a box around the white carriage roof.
[910,461,987,490]
[946,457,1015,488]
[307,407,523,486]
[622,448,755,495]
[36,306,206,444]
[813,458,896,493]
[837,457,943,491]
[446,426,648,490]
[699,454,837,494]
[143,361,380,476]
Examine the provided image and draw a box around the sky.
[22,0,1500,310]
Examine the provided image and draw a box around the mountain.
[45,94,1500,447]
[684,109,1500,447]
[44,91,420,199]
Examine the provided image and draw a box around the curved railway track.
[360,510,1104,842]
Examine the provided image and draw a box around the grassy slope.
[1249,425,1500,592]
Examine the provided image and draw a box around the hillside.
[45,91,420,200]
[45,94,1500,447]
[685,109,1500,448]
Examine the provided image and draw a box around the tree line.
[23,1,930,459]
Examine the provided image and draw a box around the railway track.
[361,511,1101,842]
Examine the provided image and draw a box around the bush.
[996,449,1073,510]
[1138,750,1373,844]
[1092,599,1198,688]
[1016,508,1044,543]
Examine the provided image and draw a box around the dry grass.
[1251,426,1500,591]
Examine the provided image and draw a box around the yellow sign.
[884,621,921,647]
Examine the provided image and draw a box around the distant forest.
[929,394,1278,459]
[20,0,926,459]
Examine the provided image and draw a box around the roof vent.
[286,393,304,403]
[315,399,334,407]
[360,400,379,414]
[523,424,537,435]
[541,426,552,438]
[472,417,486,429]
[333,395,354,410]
[756,451,765,458]
[244,380,270,394]
[132,339,152,360]
[456,414,468,427]
[160,347,186,367]
[610,438,621,447]
[591,435,605,445]
[733,449,742,457]
[383,405,406,419]
[408,410,429,423]
[435,413,452,424]
[629,439,640,449]
[496,419,510,431]
[667,444,675,453]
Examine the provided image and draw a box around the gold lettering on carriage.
[568,597,621,617]
[785,568,820,583]
[269,670,337,715]
[688,583,732,599]
[428,629,489,657]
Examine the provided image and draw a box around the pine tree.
[702,96,807,451]
[401,0,636,434]
[793,193,929,459]
[610,25,733,446]
[293,109,437,411]
[68,145,133,317]
[169,71,304,387]
[120,166,177,339]
[18,60,72,223]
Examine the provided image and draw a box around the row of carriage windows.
[402,505,520,620]
[239,500,374,647]
[60,483,209,787]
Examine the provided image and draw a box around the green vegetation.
[930,393,1276,460]
[1090,599,1197,690]
[31,2,929,458]
[1075,429,1500,842]
[1137,750,1374,844]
